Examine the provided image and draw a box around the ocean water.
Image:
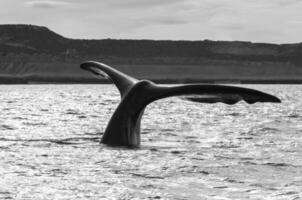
[0,84,301,200]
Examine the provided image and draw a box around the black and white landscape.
[0,1,301,199]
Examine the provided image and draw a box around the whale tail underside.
[145,84,281,105]
[80,61,138,98]
[80,61,281,105]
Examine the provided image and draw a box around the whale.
[80,61,281,148]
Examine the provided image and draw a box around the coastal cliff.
[1,24,302,83]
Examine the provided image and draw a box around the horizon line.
[1,23,302,46]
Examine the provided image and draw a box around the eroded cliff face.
[0,24,302,83]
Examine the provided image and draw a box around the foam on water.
[0,84,301,199]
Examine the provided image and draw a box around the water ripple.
[0,84,300,199]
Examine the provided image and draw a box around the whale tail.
[80,61,281,147]
[80,61,138,98]
[145,84,281,105]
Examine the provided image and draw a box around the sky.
[1,0,302,43]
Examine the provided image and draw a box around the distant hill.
[0,24,302,83]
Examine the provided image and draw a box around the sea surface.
[0,84,301,200]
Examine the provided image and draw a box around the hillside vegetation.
[0,24,302,83]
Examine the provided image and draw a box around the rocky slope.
[0,24,302,83]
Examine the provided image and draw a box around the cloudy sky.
[1,0,302,43]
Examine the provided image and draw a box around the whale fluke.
[148,84,281,105]
[80,61,281,148]
[80,61,137,97]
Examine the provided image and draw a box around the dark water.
[0,84,301,199]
